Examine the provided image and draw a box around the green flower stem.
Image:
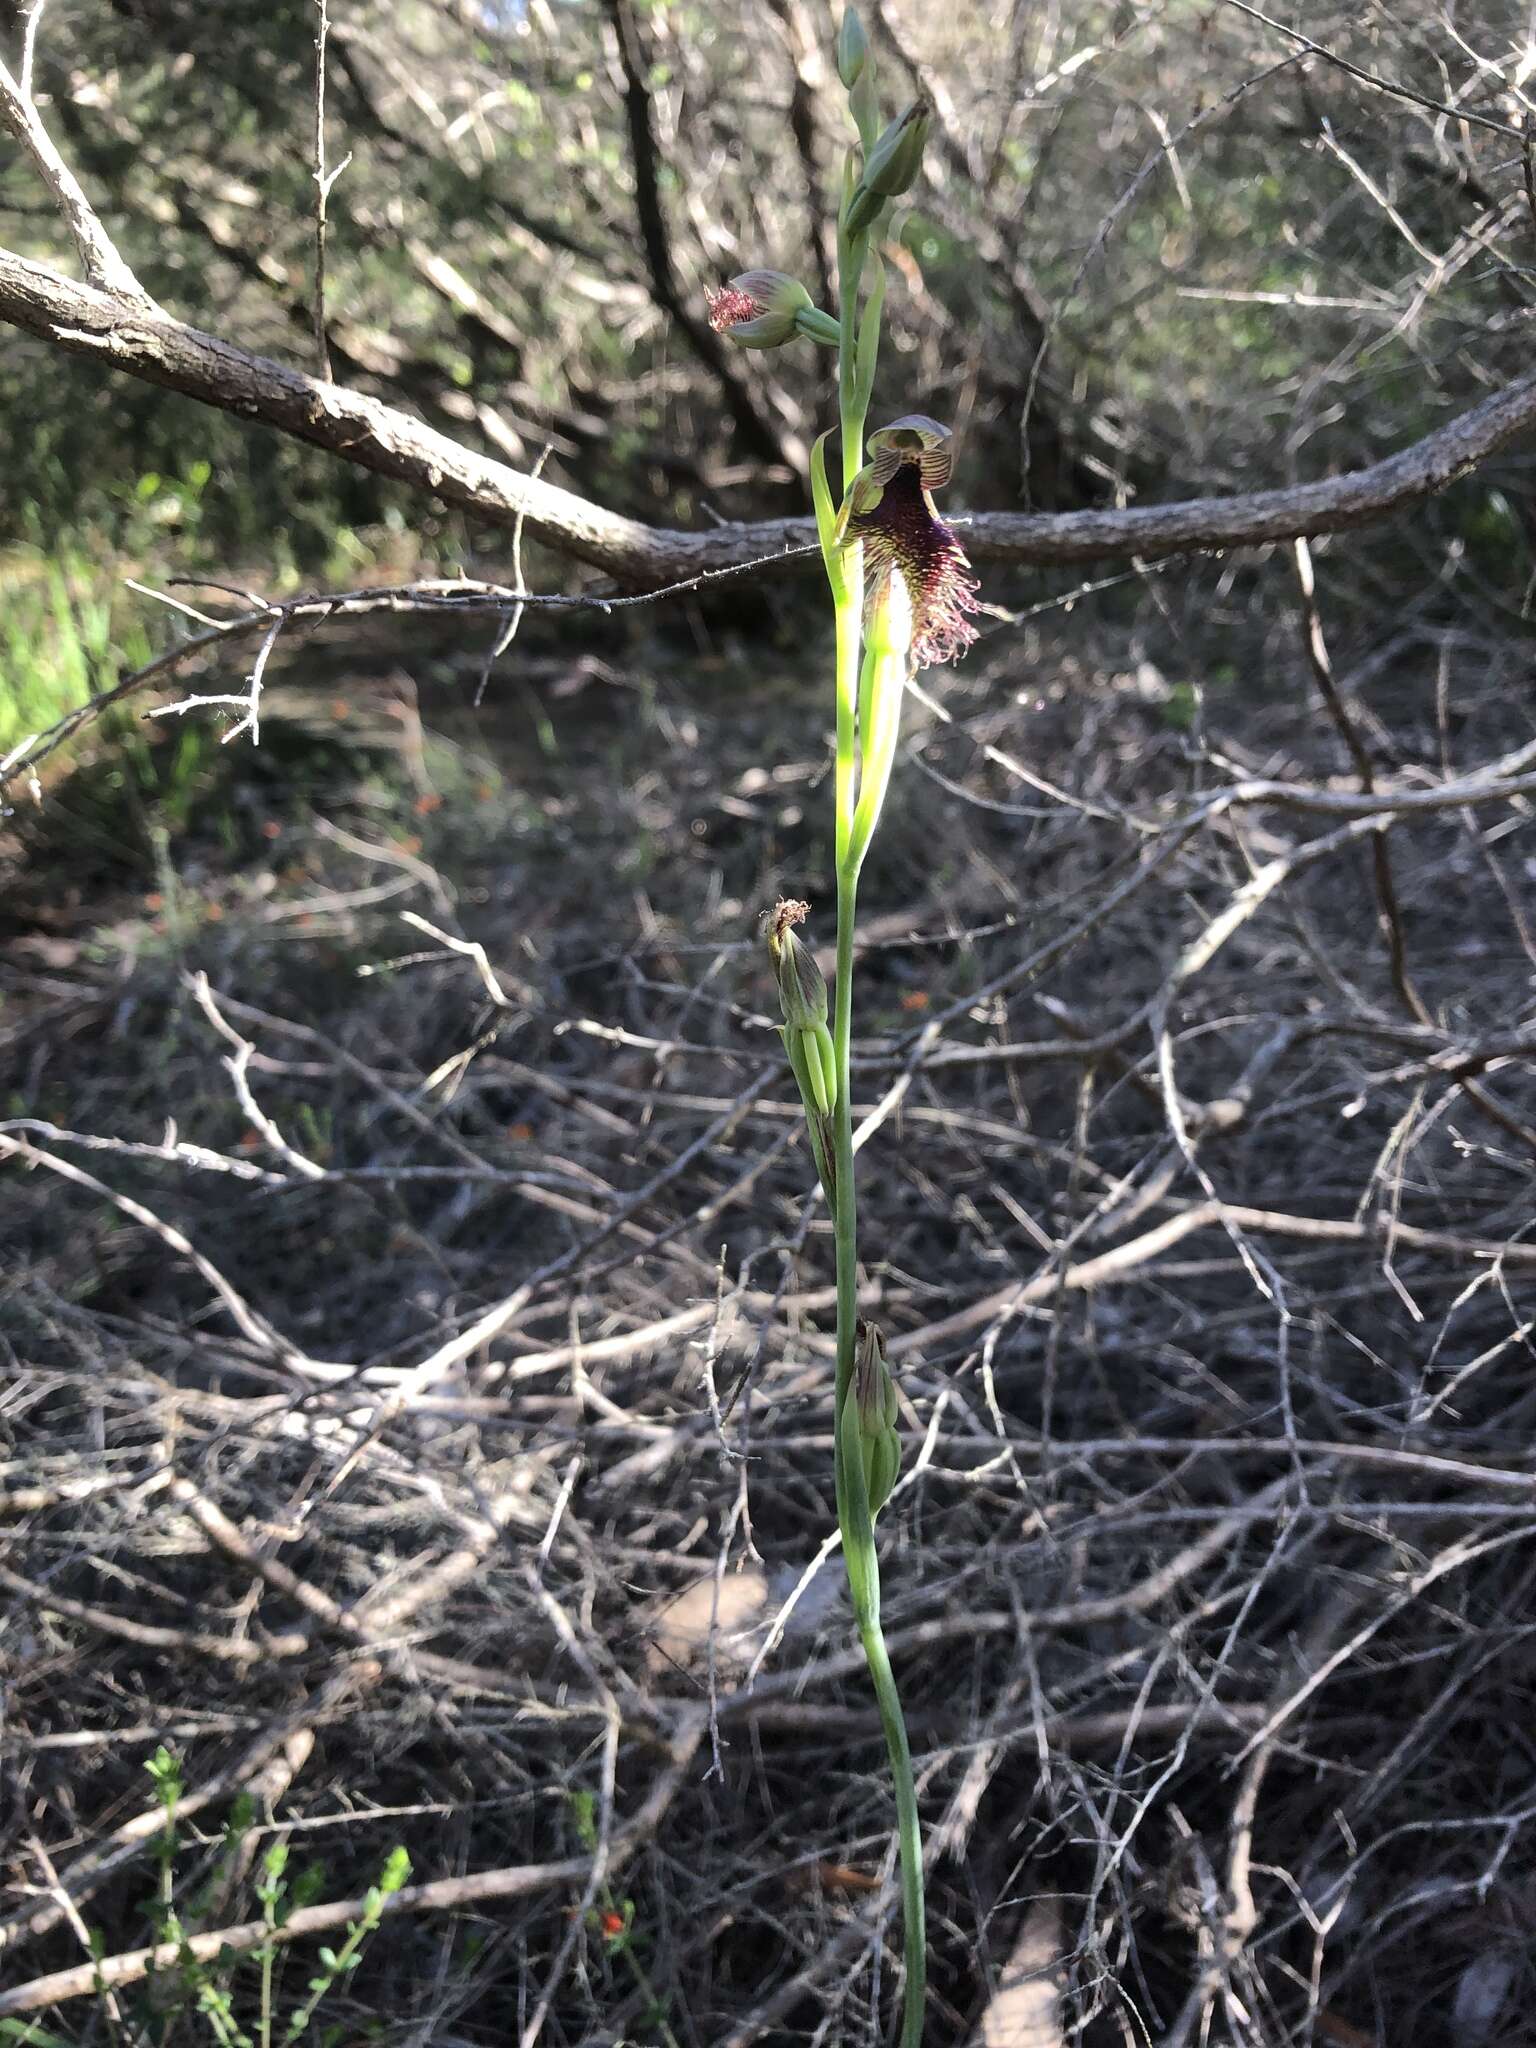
[831,195,867,1420]
[847,597,910,870]
[830,853,925,2048]
[837,225,867,491]
[833,589,859,870]
[861,1618,926,2044]
[831,859,860,1413]
[831,190,867,1415]
[833,1236,925,2048]
[819,177,926,2048]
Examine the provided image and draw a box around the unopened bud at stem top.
[836,6,869,88]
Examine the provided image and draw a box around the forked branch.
[0,52,150,303]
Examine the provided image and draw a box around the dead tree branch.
[2,239,1533,588]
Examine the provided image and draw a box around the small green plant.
[567,1790,680,2048]
[0,2022,78,2048]
[111,1748,411,2048]
[704,18,979,2043]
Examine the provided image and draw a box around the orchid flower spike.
[846,415,980,669]
[707,270,840,349]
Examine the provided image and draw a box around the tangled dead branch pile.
[4,572,1535,2043]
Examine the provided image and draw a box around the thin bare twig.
[1223,0,1525,138]
[311,0,351,379]
[0,52,149,301]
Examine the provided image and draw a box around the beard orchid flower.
[845,415,980,670]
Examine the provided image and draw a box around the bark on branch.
[1,241,1533,590]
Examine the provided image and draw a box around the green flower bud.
[856,1318,898,1433]
[766,898,828,1034]
[844,95,930,236]
[845,1320,902,1518]
[781,1024,838,1198]
[800,1021,837,1117]
[863,96,932,197]
[836,7,869,89]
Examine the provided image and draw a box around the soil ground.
[3,576,1536,2046]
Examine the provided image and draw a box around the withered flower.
[766,897,828,1032]
[766,898,838,1121]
